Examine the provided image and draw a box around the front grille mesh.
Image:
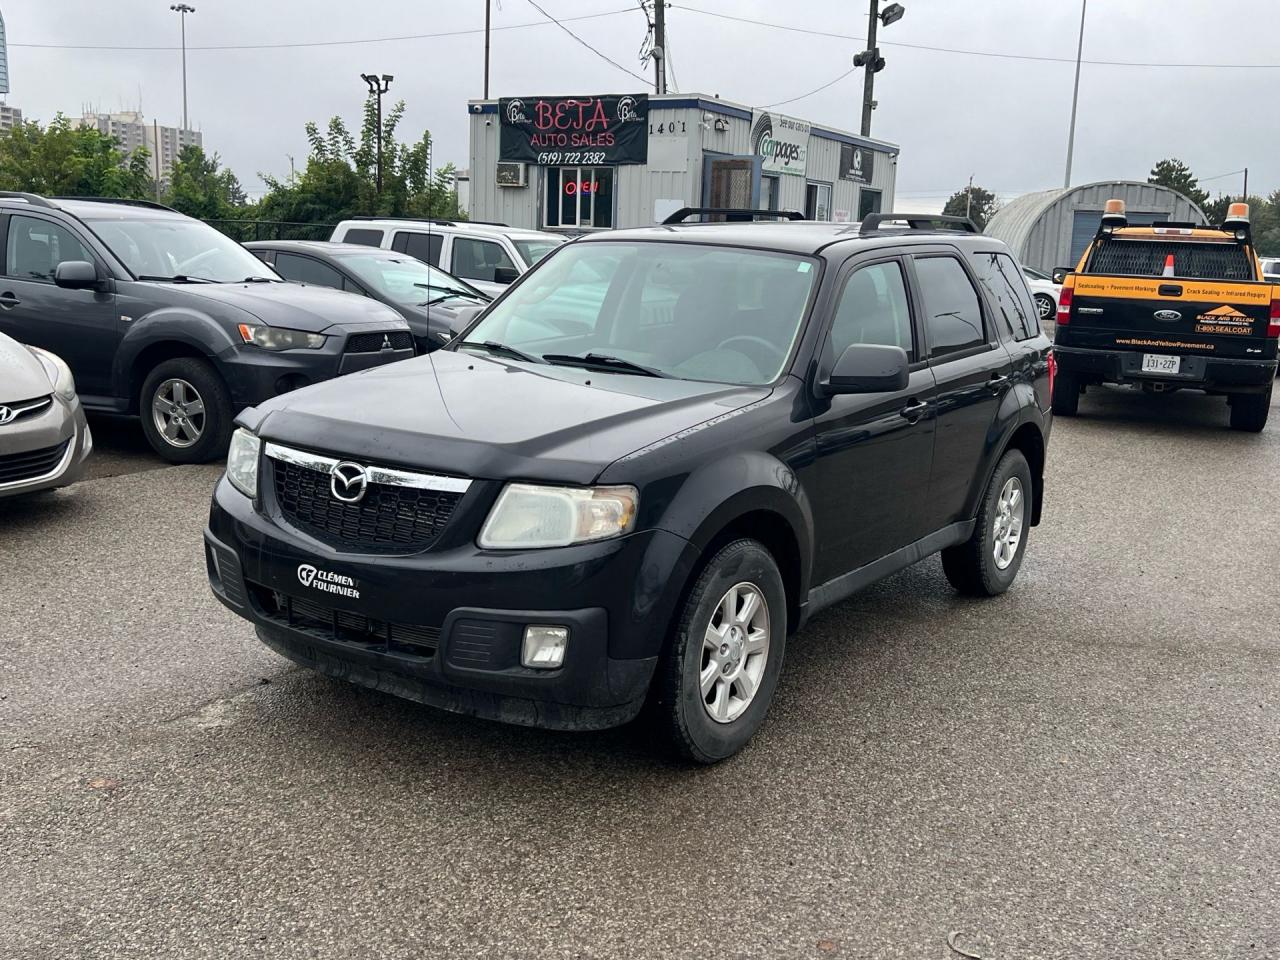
[0,439,69,485]
[1088,240,1254,281]
[248,582,440,657]
[345,331,414,353]
[272,459,462,551]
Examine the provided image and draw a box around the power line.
[669,4,1280,69]
[763,66,859,109]
[10,7,636,51]
[523,0,652,85]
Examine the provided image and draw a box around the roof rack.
[349,216,510,227]
[859,212,978,236]
[51,196,178,212]
[662,207,805,225]
[0,191,57,209]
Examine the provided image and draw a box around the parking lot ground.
[2,387,1278,960]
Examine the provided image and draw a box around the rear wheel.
[1034,293,1055,324]
[1051,372,1080,416]
[139,357,233,463]
[942,449,1033,597]
[655,539,787,764]
[1228,386,1272,433]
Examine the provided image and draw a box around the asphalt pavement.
[2,388,1278,959]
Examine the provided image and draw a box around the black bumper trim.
[1054,344,1277,390]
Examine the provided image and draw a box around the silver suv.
[329,218,564,297]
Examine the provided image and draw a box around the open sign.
[564,179,600,196]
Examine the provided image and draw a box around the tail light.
[1268,293,1280,338]
[1056,284,1073,325]
[1047,349,1057,401]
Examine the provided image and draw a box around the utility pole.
[965,174,974,220]
[1063,0,1087,188]
[1242,167,1249,201]
[360,73,394,196]
[855,2,902,137]
[483,0,491,99]
[170,4,195,130]
[653,0,666,95]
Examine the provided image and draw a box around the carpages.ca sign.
[751,111,809,177]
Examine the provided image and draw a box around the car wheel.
[1034,293,1055,323]
[941,449,1033,597]
[139,357,233,464]
[655,539,787,764]
[1228,386,1271,433]
[1051,372,1080,416]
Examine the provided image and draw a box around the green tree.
[942,184,999,230]
[0,114,153,198]
[1147,158,1209,209]
[164,145,248,221]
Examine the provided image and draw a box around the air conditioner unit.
[496,162,527,188]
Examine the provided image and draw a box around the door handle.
[900,399,929,421]
[988,374,1011,390]
[0,292,20,309]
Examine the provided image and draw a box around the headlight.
[478,483,638,549]
[237,323,326,351]
[29,347,77,402]
[226,428,261,498]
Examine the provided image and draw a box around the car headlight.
[237,323,326,351]
[478,483,638,549]
[29,346,77,402]
[226,428,261,498]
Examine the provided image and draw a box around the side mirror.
[1051,267,1071,285]
[54,260,102,291]
[821,343,910,396]
[492,266,520,284]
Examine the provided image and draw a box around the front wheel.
[1034,293,1055,324]
[942,449,1033,597]
[655,539,787,764]
[1228,386,1271,433]
[139,357,233,463]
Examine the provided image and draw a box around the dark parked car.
[246,240,491,353]
[205,210,1054,762]
[0,193,413,462]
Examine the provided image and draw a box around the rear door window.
[5,215,96,282]
[392,230,443,267]
[274,253,345,289]
[914,255,986,359]
[341,228,384,247]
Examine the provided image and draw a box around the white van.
[330,218,565,297]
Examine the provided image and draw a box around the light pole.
[854,2,904,137]
[1063,0,1087,188]
[170,4,195,131]
[360,73,394,196]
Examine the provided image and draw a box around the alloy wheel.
[151,378,206,449]
[700,582,770,724]
[992,476,1025,570]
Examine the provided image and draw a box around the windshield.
[514,238,564,267]
[1022,266,1050,281]
[458,241,819,386]
[338,253,487,305]
[86,217,280,283]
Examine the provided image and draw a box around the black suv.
[205,210,1054,762]
[0,193,414,462]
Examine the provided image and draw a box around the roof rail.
[662,207,805,225]
[51,196,178,212]
[348,216,509,227]
[0,191,57,209]
[858,212,978,235]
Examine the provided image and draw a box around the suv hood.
[0,334,54,403]
[155,282,406,333]
[250,350,769,485]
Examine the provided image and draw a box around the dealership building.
[465,93,899,232]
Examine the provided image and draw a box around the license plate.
[1141,354,1180,374]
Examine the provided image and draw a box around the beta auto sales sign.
[499,94,648,166]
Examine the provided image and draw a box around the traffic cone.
[1162,253,1176,277]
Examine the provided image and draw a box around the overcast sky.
[5,0,1274,211]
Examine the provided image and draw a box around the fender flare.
[112,307,242,403]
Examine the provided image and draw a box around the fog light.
[522,625,569,669]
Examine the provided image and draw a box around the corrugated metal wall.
[468,100,897,231]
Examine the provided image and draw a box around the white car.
[1259,256,1280,282]
[1021,265,1061,326]
[330,218,565,298]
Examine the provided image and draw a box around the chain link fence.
[204,219,337,243]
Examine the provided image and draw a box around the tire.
[1034,293,1055,324]
[138,357,234,464]
[655,539,787,764]
[1051,372,1080,416]
[942,449,1033,597]
[1228,386,1271,433]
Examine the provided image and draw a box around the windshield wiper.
[416,284,486,306]
[241,276,279,283]
[541,352,668,378]
[135,274,218,284]
[459,340,542,363]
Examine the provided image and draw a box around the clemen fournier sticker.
[296,563,360,599]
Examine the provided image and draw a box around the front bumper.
[0,396,92,498]
[1054,345,1277,392]
[205,477,698,730]
[217,327,415,408]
